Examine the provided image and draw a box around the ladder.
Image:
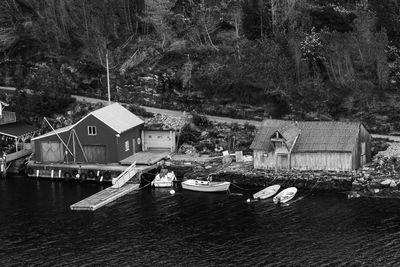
[111,162,137,189]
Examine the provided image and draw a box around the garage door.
[41,141,63,162]
[143,131,171,151]
[83,145,106,163]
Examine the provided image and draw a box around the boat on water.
[253,184,280,200]
[151,170,176,188]
[273,187,297,204]
[181,179,230,193]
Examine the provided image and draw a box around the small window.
[148,135,152,139]
[157,136,162,139]
[125,141,129,151]
[88,126,97,136]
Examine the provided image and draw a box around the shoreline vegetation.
[1,1,400,137]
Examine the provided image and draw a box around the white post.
[106,51,111,105]
[72,130,76,163]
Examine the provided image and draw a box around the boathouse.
[251,120,371,171]
[31,103,144,164]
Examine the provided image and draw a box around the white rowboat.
[253,184,281,200]
[273,187,297,204]
[181,179,230,193]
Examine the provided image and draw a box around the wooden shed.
[142,128,176,152]
[31,103,144,164]
[251,120,372,171]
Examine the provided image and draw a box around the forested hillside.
[1,0,400,133]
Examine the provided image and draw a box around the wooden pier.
[70,162,157,211]
[70,183,140,211]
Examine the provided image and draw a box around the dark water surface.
[1,176,400,266]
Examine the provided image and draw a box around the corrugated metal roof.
[252,120,362,152]
[293,121,360,152]
[0,121,39,138]
[88,103,144,134]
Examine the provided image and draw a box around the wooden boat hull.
[253,184,280,200]
[181,179,230,193]
[273,187,297,204]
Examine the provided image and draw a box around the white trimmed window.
[125,140,130,151]
[88,126,97,136]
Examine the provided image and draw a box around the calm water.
[1,176,400,266]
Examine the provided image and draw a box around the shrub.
[191,112,211,128]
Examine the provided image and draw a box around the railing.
[0,111,16,125]
[111,162,137,189]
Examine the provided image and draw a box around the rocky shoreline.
[165,159,353,193]
[164,146,400,198]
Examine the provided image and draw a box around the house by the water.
[28,103,176,182]
[251,120,371,171]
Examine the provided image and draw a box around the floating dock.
[70,183,140,211]
[70,162,157,211]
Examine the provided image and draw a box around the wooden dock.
[119,151,170,165]
[70,183,140,211]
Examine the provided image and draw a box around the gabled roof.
[293,121,360,152]
[0,121,39,139]
[251,120,364,153]
[32,103,144,141]
[75,103,144,134]
[250,119,291,150]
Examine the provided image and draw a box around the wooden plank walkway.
[70,183,140,211]
[119,151,170,165]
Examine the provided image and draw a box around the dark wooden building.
[251,120,372,171]
[32,103,144,164]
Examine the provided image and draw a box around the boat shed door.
[83,145,106,163]
[276,154,289,170]
[41,141,64,162]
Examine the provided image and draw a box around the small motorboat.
[273,187,297,204]
[181,179,230,193]
[151,170,176,188]
[253,184,280,200]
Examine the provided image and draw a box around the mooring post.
[1,153,6,178]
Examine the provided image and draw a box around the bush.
[191,112,211,128]
[127,104,153,117]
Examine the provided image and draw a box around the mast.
[106,51,111,105]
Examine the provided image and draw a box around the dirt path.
[72,95,262,126]
[2,86,400,139]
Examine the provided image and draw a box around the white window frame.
[88,126,97,136]
[125,140,130,152]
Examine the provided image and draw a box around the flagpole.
[106,50,111,105]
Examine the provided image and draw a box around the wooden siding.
[291,152,353,171]
[33,114,144,164]
[360,124,372,164]
[33,131,70,163]
[142,130,176,152]
[72,115,119,163]
[117,126,143,161]
[254,150,277,169]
